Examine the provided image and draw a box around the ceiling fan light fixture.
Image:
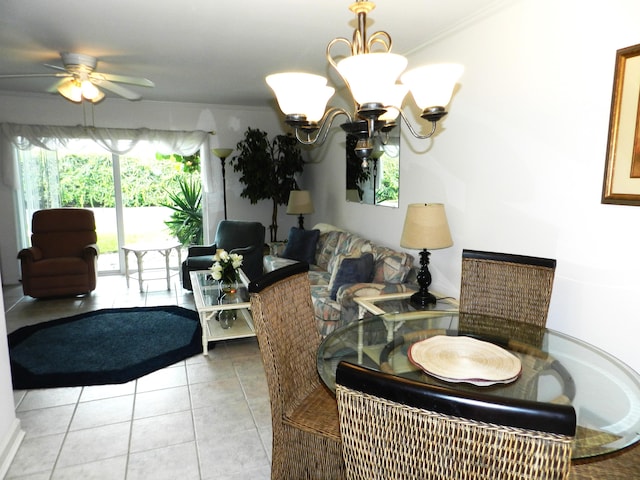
[57,78,83,103]
[80,79,101,101]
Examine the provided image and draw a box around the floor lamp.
[212,148,233,220]
[400,203,453,308]
[286,190,314,229]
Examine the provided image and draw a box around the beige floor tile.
[197,430,269,479]
[69,395,134,430]
[135,363,188,393]
[129,410,195,453]
[79,381,136,402]
[5,433,65,478]
[127,441,200,480]
[133,385,191,419]
[189,377,245,409]
[56,422,131,468]
[16,387,82,411]
[192,401,256,441]
[16,404,75,439]
[51,456,128,480]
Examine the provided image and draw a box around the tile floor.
[2,275,272,479]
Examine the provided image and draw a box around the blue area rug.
[8,305,202,389]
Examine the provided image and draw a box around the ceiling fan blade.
[91,72,154,88]
[44,63,69,73]
[0,72,69,79]
[92,78,142,101]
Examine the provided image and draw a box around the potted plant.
[163,174,203,245]
[231,127,304,242]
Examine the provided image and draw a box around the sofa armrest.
[17,246,43,262]
[187,244,217,257]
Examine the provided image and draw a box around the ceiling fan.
[0,52,155,103]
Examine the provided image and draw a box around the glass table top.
[317,311,640,460]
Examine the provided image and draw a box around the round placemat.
[408,335,522,383]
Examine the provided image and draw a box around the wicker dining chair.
[570,443,640,479]
[460,249,557,328]
[335,361,576,480]
[248,262,345,479]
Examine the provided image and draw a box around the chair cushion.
[282,227,320,264]
[329,253,374,300]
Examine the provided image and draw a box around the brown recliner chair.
[17,208,99,298]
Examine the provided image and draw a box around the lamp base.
[409,290,437,309]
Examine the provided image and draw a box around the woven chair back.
[249,262,345,478]
[248,262,321,420]
[460,249,556,328]
[336,361,576,480]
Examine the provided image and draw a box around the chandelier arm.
[327,37,354,71]
[367,31,392,53]
[294,107,352,146]
[398,109,438,139]
[327,38,361,113]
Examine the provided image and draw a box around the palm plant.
[163,175,203,245]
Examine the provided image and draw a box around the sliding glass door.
[15,139,190,274]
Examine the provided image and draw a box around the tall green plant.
[231,128,304,242]
[163,175,203,245]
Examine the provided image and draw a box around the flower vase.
[218,279,238,329]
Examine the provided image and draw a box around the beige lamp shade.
[287,190,314,215]
[212,148,233,159]
[400,203,453,250]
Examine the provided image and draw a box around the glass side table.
[189,269,255,355]
[355,291,459,318]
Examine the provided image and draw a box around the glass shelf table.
[190,269,255,355]
[317,311,640,460]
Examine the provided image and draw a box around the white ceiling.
[0,0,501,107]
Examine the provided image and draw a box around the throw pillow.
[282,227,320,264]
[329,253,374,300]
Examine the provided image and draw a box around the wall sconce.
[400,203,453,308]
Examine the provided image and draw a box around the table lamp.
[212,148,234,220]
[286,190,314,229]
[400,203,453,308]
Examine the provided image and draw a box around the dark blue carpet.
[8,305,202,389]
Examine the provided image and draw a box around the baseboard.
[0,419,25,478]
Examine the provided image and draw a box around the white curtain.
[0,122,213,189]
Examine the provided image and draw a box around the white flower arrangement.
[210,249,243,283]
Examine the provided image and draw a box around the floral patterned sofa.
[263,224,415,337]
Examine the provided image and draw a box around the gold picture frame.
[602,43,640,205]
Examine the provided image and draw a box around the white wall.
[0,93,302,283]
[306,0,640,372]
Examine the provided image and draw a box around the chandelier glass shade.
[265,0,464,157]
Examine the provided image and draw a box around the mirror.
[346,126,400,207]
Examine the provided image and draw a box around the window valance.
[0,123,213,156]
[0,122,214,189]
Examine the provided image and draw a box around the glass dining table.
[317,311,640,460]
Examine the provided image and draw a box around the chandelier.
[265,0,463,160]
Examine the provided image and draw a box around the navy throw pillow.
[282,227,320,264]
[330,253,374,300]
